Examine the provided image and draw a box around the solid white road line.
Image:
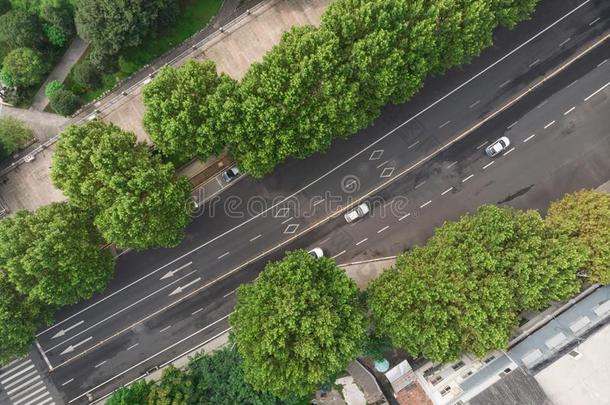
[159,326,172,333]
[94,361,107,369]
[469,100,481,108]
[439,120,451,129]
[476,140,489,149]
[356,238,368,246]
[544,120,556,129]
[523,133,536,143]
[217,252,230,260]
[7,378,42,396]
[3,371,38,390]
[584,81,610,101]
[420,200,432,208]
[414,181,426,189]
[482,161,495,170]
[559,37,571,47]
[564,106,576,115]
[68,315,232,403]
[398,213,411,221]
[1,364,35,385]
[62,379,74,386]
[589,17,600,26]
[462,174,474,183]
[441,187,453,196]
[446,161,458,169]
[598,59,608,67]
[377,226,389,234]
[503,147,516,156]
[126,343,139,351]
[408,140,420,149]
[331,250,346,259]
[40,2,594,337]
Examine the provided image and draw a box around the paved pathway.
[0,104,68,143]
[30,37,89,112]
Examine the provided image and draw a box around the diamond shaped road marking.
[369,150,384,160]
[284,224,300,234]
[380,167,395,178]
[274,207,290,218]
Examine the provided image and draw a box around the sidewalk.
[30,37,89,112]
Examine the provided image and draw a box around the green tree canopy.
[48,88,79,115]
[230,250,366,398]
[71,60,100,89]
[0,10,42,49]
[0,116,32,159]
[368,205,588,363]
[0,47,47,87]
[105,380,153,405]
[51,120,193,249]
[143,59,237,163]
[0,202,115,306]
[546,190,610,284]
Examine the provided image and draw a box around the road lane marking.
[223,290,235,298]
[503,147,515,156]
[191,308,205,315]
[544,120,556,129]
[159,325,172,333]
[398,213,411,221]
[414,181,426,189]
[507,121,519,129]
[446,161,458,169]
[376,160,389,169]
[584,81,610,101]
[476,140,489,150]
[439,120,451,129]
[408,140,420,149]
[441,187,453,196]
[312,198,325,207]
[420,200,432,208]
[169,277,202,297]
[598,59,608,67]
[499,79,511,88]
[377,226,389,234]
[94,361,107,369]
[529,59,540,67]
[462,174,474,183]
[60,337,93,355]
[249,234,262,242]
[127,343,139,351]
[159,261,192,281]
[523,133,536,143]
[280,217,293,224]
[331,250,346,259]
[62,379,74,386]
[217,252,230,260]
[356,238,368,246]
[537,99,549,108]
[483,161,495,170]
[51,320,85,339]
[41,3,597,338]
[469,100,481,108]
[559,37,571,47]
[564,106,576,115]
[589,17,600,26]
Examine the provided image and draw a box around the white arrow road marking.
[159,261,193,280]
[169,277,201,297]
[60,337,93,355]
[52,320,85,339]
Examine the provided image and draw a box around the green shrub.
[45,80,63,98]
[0,116,32,159]
[49,88,79,115]
[0,47,47,87]
[72,61,101,89]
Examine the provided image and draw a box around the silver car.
[485,136,510,157]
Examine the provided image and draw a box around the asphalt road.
[28,0,610,403]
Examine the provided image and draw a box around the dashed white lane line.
[94,361,107,369]
[377,226,389,234]
[356,238,368,246]
[462,174,474,183]
[398,213,411,221]
[280,217,293,224]
[483,161,495,170]
[559,37,571,47]
[476,140,489,150]
[544,120,556,129]
[564,106,576,115]
[408,140,420,149]
[529,59,540,67]
[312,198,325,207]
[414,181,426,189]
[584,81,610,101]
[376,160,389,169]
[499,79,511,88]
[331,250,346,259]
[159,325,172,333]
[441,187,453,196]
[567,79,579,88]
[537,99,549,108]
[469,100,481,109]
[589,17,600,26]
[217,252,230,260]
[62,379,74,386]
[420,200,432,209]
[507,121,519,129]
[191,308,205,315]
[439,120,451,129]
[523,133,536,143]
[127,343,139,351]
[446,161,458,169]
[249,234,262,242]
[223,290,235,298]
[598,59,608,67]
[503,147,516,156]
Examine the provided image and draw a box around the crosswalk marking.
[4,371,38,390]
[13,386,46,404]
[0,355,58,405]
[7,378,42,396]
[1,364,35,385]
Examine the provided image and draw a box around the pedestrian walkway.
[0,358,57,405]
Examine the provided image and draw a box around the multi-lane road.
[16,0,610,403]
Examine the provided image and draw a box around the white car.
[344,202,370,223]
[485,136,510,157]
[308,248,324,258]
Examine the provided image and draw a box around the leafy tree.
[71,61,100,89]
[44,80,63,98]
[0,203,115,306]
[0,0,10,14]
[143,60,237,163]
[39,2,74,47]
[492,0,538,28]
[106,380,153,405]
[0,47,46,87]
[368,205,587,363]
[230,250,366,398]
[0,116,32,159]
[75,0,178,58]
[51,120,193,249]
[0,10,42,50]
[48,88,79,115]
[546,190,610,284]
[0,272,48,364]
[146,366,194,404]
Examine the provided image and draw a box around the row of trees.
[0,116,32,160]
[143,0,539,174]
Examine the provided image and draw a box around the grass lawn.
[68,0,223,103]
